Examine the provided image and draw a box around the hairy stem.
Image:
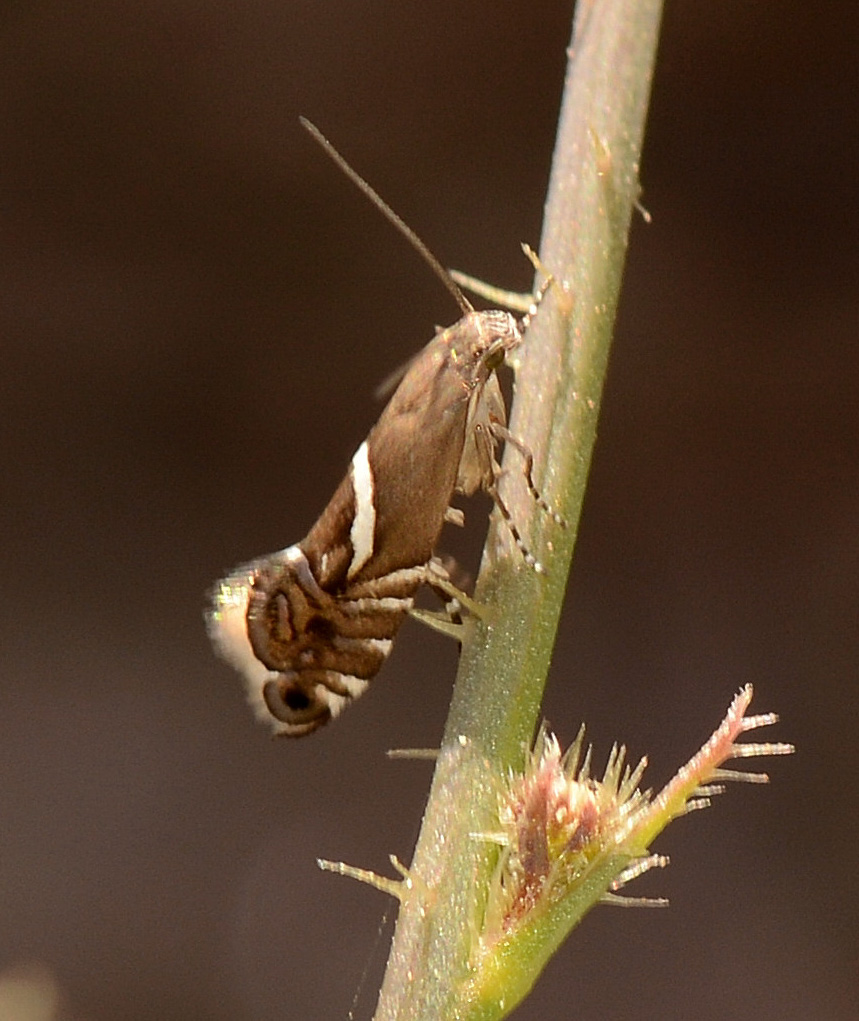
[374,2,665,1018]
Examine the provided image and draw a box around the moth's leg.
[409,557,488,639]
[449,246,553,317]
[519,245,579,331]
[447,271,535,314]
[408,606,466,641]
[489,421,567,528]
[426,555,486,618]
[432,552,472,600]
[484,473,547,575]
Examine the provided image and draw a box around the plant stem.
[374,2,665,1017]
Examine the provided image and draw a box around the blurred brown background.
[1,2,856,1019]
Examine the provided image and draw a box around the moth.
[207,119,555,736]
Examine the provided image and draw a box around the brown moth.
[207,121,552,736]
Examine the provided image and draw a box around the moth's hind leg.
[409,556,488,640]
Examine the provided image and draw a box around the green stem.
[374,2,664,1018]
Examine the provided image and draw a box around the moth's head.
[478,309,522,356]
[448,309,522,379]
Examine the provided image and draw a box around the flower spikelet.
[483,724,648,942]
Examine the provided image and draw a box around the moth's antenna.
[300,117,473,316]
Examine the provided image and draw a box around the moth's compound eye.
[484,345,506,372]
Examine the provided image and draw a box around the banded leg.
[489,421,567,528]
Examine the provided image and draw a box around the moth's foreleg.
[447,270,536,315]
[448,246,554,320]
